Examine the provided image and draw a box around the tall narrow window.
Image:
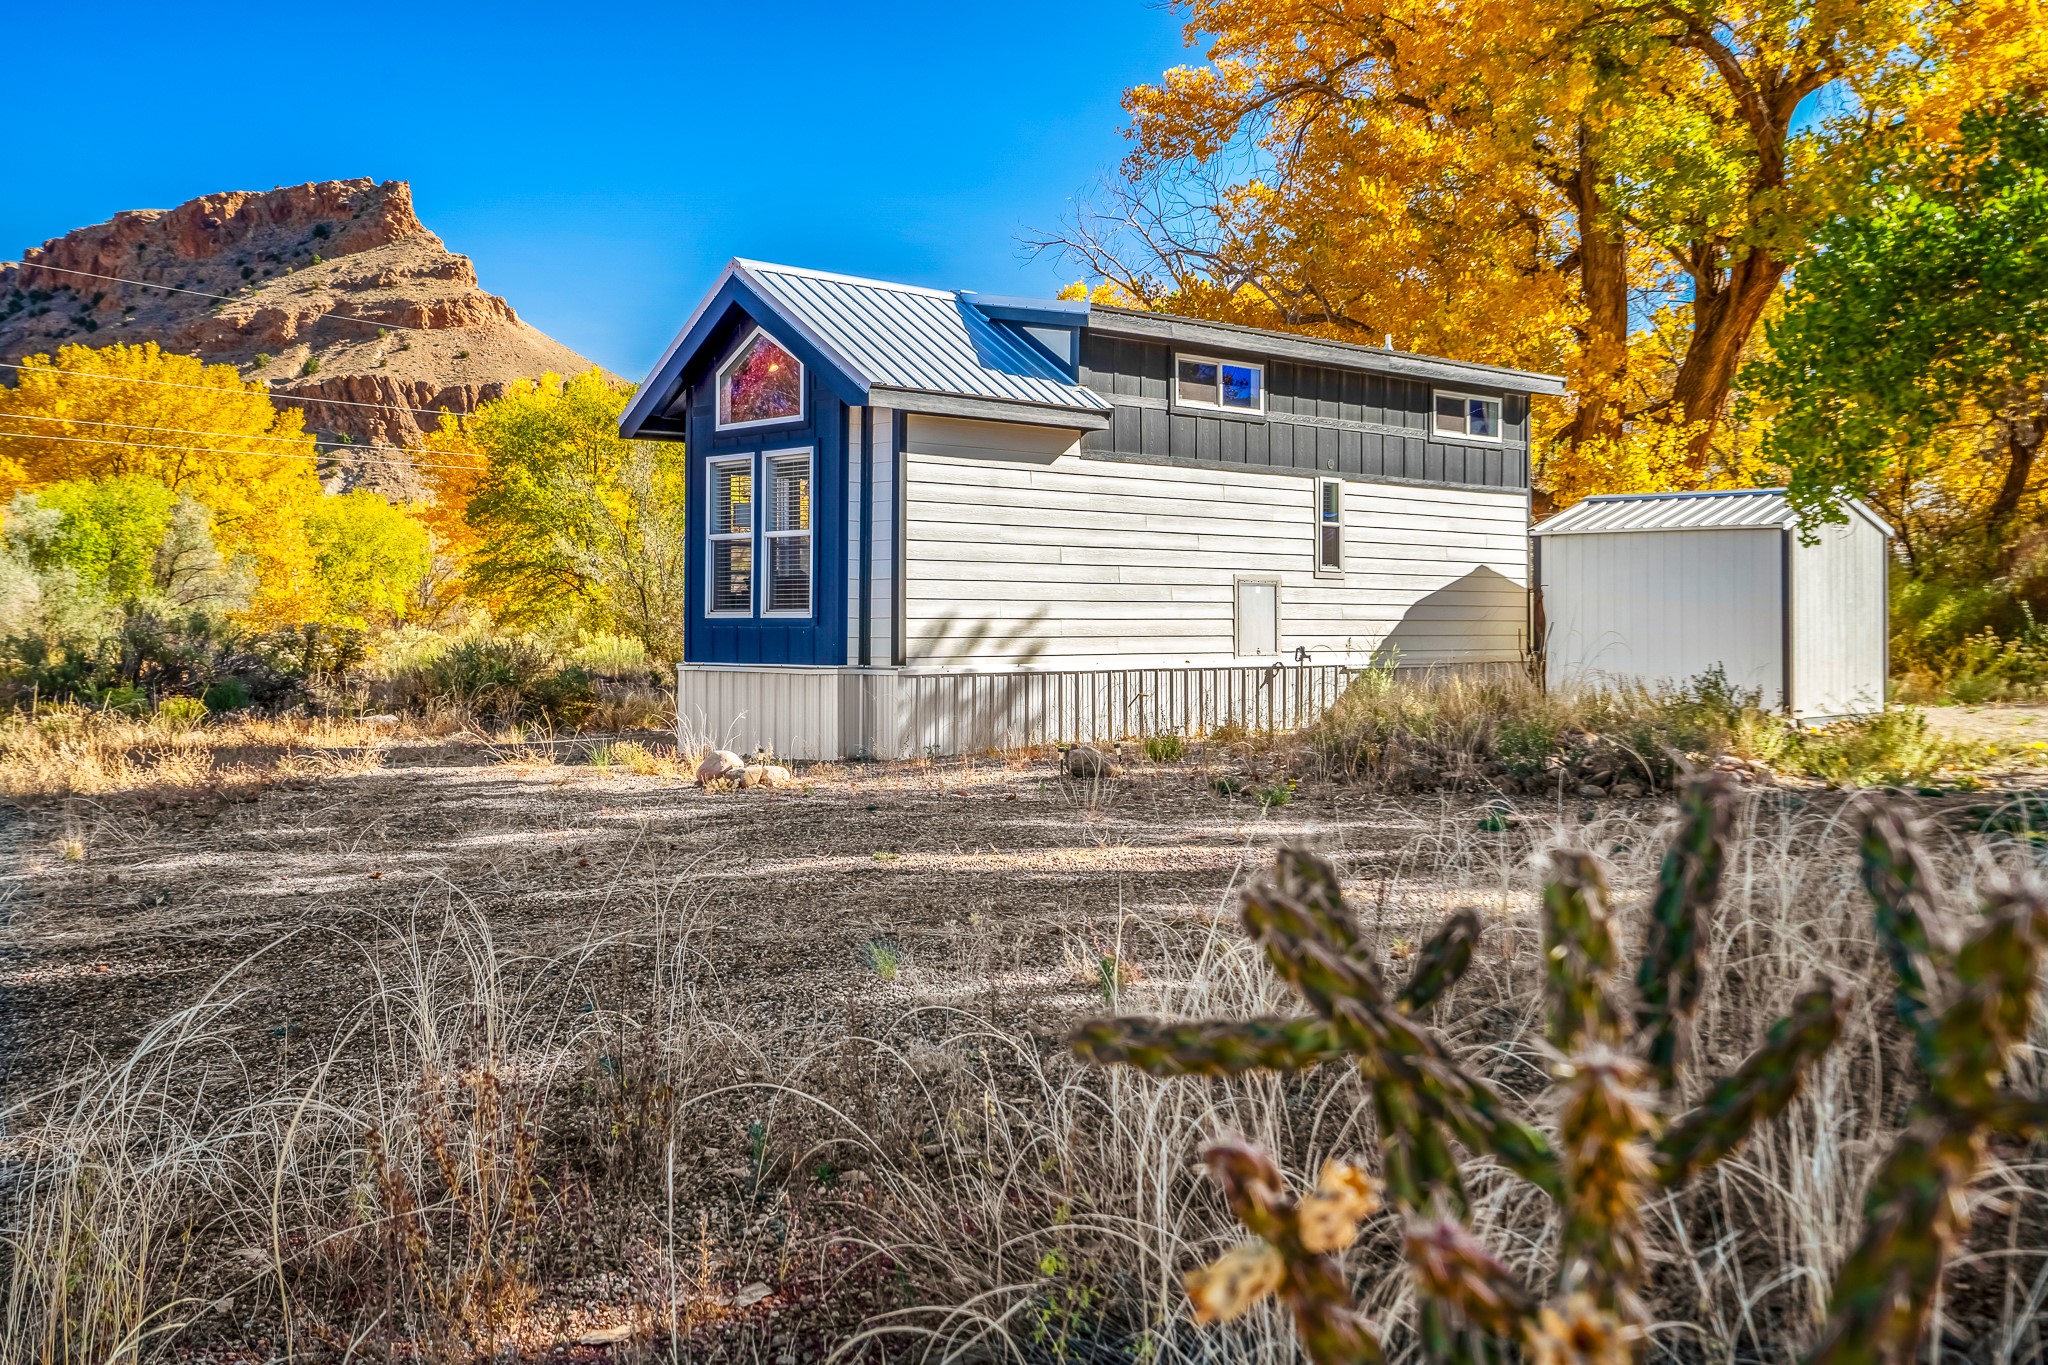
[765,450,812,615]
[717,328,804,430]
[1316,478,1344,574]
[708,456,753,614]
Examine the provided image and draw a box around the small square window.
[1177,354,1264,413]
[1433,390,1503,441]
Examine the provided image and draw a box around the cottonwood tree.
[441,370,688,660]
[0,342,325,621]
[1756,94,2048,571]
[1043,0,2045,502]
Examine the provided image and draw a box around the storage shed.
[1532,488,1893,720]
[622,258,1568,758]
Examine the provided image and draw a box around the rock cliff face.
[0,179,606,494]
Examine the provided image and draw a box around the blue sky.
[1,2,1195,378]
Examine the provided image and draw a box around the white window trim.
[1314,477,1345,578]
[1233,575,1282,659]
[705,453,755,618]
[760,446,815,619]
[1430,387,1505,444]
[1174,352,1267,416]
[715,325,807,433]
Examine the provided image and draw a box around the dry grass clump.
[0,705,391,801]
[1308,664,1995,792]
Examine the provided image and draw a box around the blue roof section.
[619,260,1110,438]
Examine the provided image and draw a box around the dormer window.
[716,328,804,430]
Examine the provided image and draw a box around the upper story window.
[1433,389,1503,441]
[1176,354,1264,413]
[717,328,805,430]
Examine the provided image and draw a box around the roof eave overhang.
[871,387,1112,431]
[1085,308,1568,396]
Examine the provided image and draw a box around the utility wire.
[0,410,463,461]
[1,259,436,334]
[0,360,478,421]
[0,426,487,475]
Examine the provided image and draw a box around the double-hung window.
[1315,477,1344,574]
[764,450,813,615]
[707,456,754,615]
[1176,354,1264,414]
[1432,389,1503,441]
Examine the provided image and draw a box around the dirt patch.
[4,745,2044,1361]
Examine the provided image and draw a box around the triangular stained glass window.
[717,330,804,428]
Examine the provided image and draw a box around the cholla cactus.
[1803,805,2048,1365]
[1074,775,1849,1362]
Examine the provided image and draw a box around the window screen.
[708,458,753,613]
[765,451,812,614]
[1236,580,1279,657]
[1317,479,1343,572]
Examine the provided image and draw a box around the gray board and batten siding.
[1077,310,1556,494]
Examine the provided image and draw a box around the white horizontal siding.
[902,415,1529,669]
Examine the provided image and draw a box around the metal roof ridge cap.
[732,260,879,394]
[733,257,958,300]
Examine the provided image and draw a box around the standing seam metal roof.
[1531,488,1895,537]
[737,261,1109,414]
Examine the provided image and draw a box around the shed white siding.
[1791,513,1890,718]
[1539,527,1786,704]
[900,414,1530,670]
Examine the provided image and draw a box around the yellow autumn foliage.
[0,343,326,622]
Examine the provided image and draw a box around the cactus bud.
[1404,1218,1538,1336]
[1524,1293,1634,1365]
[1186,1241,1285,1324]
[1297,1159,1383,1253]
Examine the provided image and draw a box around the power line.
[0,410,466,461]
[0,426,487,475]
[1,259,436,334]
[0,359,479,420]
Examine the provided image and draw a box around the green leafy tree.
[22,475,178,602]
[303,491,433,628]
[457,371,688,659]
[1756,95,2048,566]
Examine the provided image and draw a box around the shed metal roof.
[1532,488,1895,537]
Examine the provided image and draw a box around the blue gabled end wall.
[681,303,848,667]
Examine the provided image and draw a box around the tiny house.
[1533,488,1893,720]
[621,259,1567,758]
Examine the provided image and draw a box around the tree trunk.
[1670,247,1787,469]
[1988,398,2046,548]
[1562,143,1629,453]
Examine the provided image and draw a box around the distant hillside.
[0,179,606,495]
